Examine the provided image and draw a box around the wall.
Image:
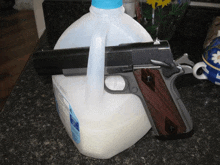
[14,0,34,10]
[33,0,45,38]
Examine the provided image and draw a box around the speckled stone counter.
[1,6,220,165]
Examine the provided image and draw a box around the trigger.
[181,65,193,74]
[105,76,126,91]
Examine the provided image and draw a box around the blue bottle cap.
[92,0,123,9]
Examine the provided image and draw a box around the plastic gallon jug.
[53,0,153,159]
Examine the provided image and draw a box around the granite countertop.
[1,6,220,165]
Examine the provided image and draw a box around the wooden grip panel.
[134,69,186,136]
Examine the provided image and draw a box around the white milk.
[53,0,153,159]
[53,75,150,159]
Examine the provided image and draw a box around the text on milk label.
[53,83,80,144]
[69,105,80,144]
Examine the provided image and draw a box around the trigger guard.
[104,75,129,94]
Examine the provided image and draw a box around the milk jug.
[53,0,153,159]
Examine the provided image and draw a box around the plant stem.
[152,8,155,25]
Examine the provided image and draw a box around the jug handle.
[86,23,109,103]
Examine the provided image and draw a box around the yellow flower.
[146,0,171,9]
[157,0,171,8]
[146,0,159,9]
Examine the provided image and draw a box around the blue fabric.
[205,47,220,69]
[203,37,220,84]
[209,37,220,48]
[204,66,220,84]
[92,0,123,9]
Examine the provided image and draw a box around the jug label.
[69,105,80,144]
[53,83,80,144]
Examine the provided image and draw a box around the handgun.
[33,40,194,139]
